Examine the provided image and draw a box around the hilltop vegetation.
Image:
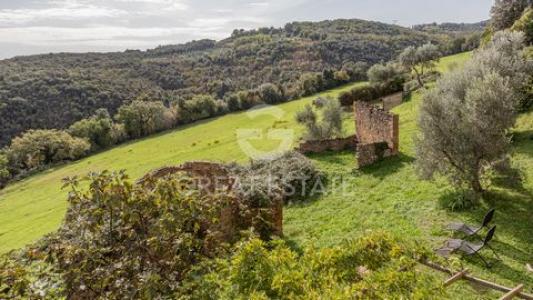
[0,19,483,147]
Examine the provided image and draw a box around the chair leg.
[486,244,501,261]
[475,252,491,268]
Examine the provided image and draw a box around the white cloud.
[0,1,126,25]
[112,0,189,11]
[0,26,227,47]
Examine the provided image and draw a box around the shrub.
[296,99,344,141]
[179,232,443,299]
[259,83,285,104]
[0,153,11,188]
[511,7,533,44]
[178,94,219,123]
[116,100,173,138]
[53,171,230,298]
[224,93,242,111]
[68,108,117,150]
[7,130,90,171]
[338,81,404,106]
[367,62,403,85]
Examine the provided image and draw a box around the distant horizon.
[0,0,493,59]
[0,18,488,60]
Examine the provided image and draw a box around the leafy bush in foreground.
[179,232,444,299]
[52,171,230,299]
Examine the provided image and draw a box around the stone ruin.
[137,161,283,244]
[381,92,404,111]
[296,101,399,168]
[297,135,357,154]
[354,101,399,168]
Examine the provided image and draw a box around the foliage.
[491,0,531,31]
[179,232,443,299]
[296,98,344,141]
[0,153,10,188]
[49,171,229,299]
[511,7,533,44]
[238,151,324,203]
[68,108,122,150]
[0,241,65,299]
[116,101,175,139]
[399,43,441,88]
[416,32,531,195]
[338,81,404,106]
[258,83,285,104]
[367,62,404,85]
[0,19,483,147]
[7,129,90,171]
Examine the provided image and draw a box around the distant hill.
[413,20,489,33]
[0,18,484,146]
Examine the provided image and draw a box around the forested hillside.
[0,19,482,146]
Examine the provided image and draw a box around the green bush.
[116,100,174,138]
[338,80,404,106]
[512,7,533,44]
[7,129,90,171]
[52,171,230,299]
[68,108,119,150]
[179,232,444,299]
[296,99,344,141]
[0,153,10,188]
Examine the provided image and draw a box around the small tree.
[416,32,530,195]
[399,43,441,88]
[68,108,117,150]
[367,62,402,84]
[116,101,173,138]
[295,98,343,141]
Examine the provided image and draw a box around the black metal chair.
[436,226,500,268]
[446,208,495,237]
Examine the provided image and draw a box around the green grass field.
[1,51,532,298]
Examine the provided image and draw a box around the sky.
[0,0,494,59]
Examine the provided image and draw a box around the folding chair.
[436,226,500,268]
[446,208,495,237]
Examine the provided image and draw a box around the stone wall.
[356,142,393,168]
[297,135,357,154]
[354,101,399,155]
[381,92,404,111]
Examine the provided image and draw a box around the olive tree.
[491,0,531,31]
[416,32,531,195]
[399,43,441,88]
[295,98,343,141]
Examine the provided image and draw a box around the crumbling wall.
[354,101,399,155]
[297,135,357,154]
[356,142,393,168]
[381,92,404,111]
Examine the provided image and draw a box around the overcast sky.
[0,0,494,59]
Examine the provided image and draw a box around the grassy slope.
[1,51,531,298]
[0,81,365,253]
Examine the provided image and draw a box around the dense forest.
[0,19,483,147]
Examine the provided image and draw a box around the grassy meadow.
[1,51,532,298]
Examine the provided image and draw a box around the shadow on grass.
[442,187,533,285]
[358,153,415,180]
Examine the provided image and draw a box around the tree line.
[0,18,484,147]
